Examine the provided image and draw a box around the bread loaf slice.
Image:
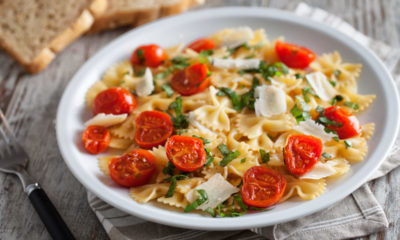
[89,0,204,33]
[0,0,107,73]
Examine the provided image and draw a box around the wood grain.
[0,0,399,239]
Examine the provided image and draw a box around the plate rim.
[56,6,400,230]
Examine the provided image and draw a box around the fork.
[0,110,75,240]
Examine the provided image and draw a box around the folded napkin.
[87,3,400,240]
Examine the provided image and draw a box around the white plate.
[56,7,400,230]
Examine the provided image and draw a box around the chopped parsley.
[245,53,256,59]
[161,84,174,97]
[302,87,318,103]
[329,80,337,87]
[344,140,352,148]
[344,101,359,110]
[167,96,189,129]
[205,207,216,217]
[237,61,289,81]
[295,73,304,79]
[321,152,332,159]
[199,50,214,64]
[184,189,208,212]
[330,95,344,105]
[260,149,270,163]
[240,158,246,163]
[315,106,343,127]
[176,129,188,135]
[192,135,211,144]
[244,42,263,50]
[164,174,189,198]
[218,144,241,167]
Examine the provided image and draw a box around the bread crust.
[88,0,204,33]
[0,0,107,74]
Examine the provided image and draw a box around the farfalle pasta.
[80,27,375,217]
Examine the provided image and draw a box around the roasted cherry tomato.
[93,87,136,115]
[82,125,111,154]
[108,149,156,187]
[241,166,287,208]
[131,44,168,68]
[170,63,210,96]
[323,106,362,139]
[275,41,316,69]
[135,111,173,149]
[187,38,215,53]
[284,134,323,176]
[165,135,206,172]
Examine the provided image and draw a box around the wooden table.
[0,0,399,239]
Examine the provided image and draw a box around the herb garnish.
[344,140,352,148]
[291,96,310,123]
[240,158,246,163]
[164,174,189,198]
[184,189,208,212]
[218,144,241,167]
[302,87,318,103]
[333,69,341,78]
[217,77,260,111]
[167,96,189,129]
[329,80,337,87]
[260,149,270,163]
[295,73,304,79]
[238,61,289,82]
[161,84,174,97]
[192,135,214,166]
[344,101,359,110]
[156,56,190,79]
[135,68,146,77]
[162,162,175,176]
[321,152,332,159]
[330,95,344,105]
[137,49,145,64]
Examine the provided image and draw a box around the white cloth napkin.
[87,3,400,239]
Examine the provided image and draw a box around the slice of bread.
[89,0,204,33]
[0,0,107,73]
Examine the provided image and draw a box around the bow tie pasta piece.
[85,81,108,108]
[102,60,134,87]
[338,87,376,113]
[149,146,170,184]
[280,175,326,202]
[98,155,119,176]
[227,129,274,152]
[130,183,170,203]
[109,114,136,140]
[157,192,189,209]
[361,123,375,141]
[134,93,175,113]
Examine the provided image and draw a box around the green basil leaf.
[219,151,240,167]
[321,152,332,159]
[137,49,145,63]
[161,84,174,97]
[205,207,216,217]
[217,144,230,156]
[240,158,246,163]
[330,95,344,105]
[344,101,359,110]
[260,149,270,163]
[344,140,352,148]
[163,162,175,175]
[204,148,214,166]
[333,69,341,78]
[184,189,208,212]
[165,175,189,198]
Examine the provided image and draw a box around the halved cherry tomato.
[187,38,215,53]
[170,63,210,96]
[135,111,173,149]
[323,106,362,139]
[284,134,323,176]
[82,125,111,154]
[108,149,156,187]
[165,135,206,172]
[93,87,136,115]
[241,166,286,208]
[275,41,316,69]
[131,44,168,68]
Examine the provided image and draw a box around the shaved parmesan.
[294,119,336,142]
[220,27,254,49]
[300,161,337,179]
[136,68,154,96]
[305,72,337,101]
[254,85,287,117]
[188,112,217,136]
[185,174,238,211]
[85,113,128,127]
[212,58,260,70]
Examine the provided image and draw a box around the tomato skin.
[135,111,173,149]
[82,125,111,154]
[131,44,167,68]
[170,63,210,96]
[275,41,316,69]
[187,38,215,53]
[108,149,156,187]
[323,106,362,139]
[284,134,323,176]
[93,87,136,115]
[165,135,206,172]
[241,166,286,208]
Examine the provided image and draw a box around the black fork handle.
[27,183,75,240]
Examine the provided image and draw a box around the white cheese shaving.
[185,174,238,211]
[305,72,337,101]
[220,27,254,49]
[294,119,336,142]
[212,58,260,70]
[136,68,154,96]
[84,113,128,127]
[300,161,337,179]
[188,112,217,136]
[254,85,287,117]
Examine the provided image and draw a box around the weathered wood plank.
[0,1,398,239]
